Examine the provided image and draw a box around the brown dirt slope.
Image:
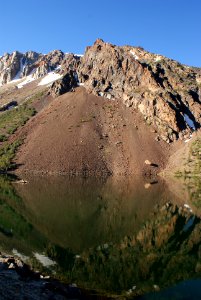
[15,87,171,176]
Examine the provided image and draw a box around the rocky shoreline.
[0,253,104,300]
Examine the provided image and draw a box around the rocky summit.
[77,39,201,142]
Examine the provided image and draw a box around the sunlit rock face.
[0,51,41,84]
[78,39,201,142]
[0,50,68,85]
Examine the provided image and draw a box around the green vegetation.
[24,90,46,104]
[0,134,7,142]
[174,170,183,178]
[0,140,22,172]
[174,138,201,207]
[0,104,36,139]
[0,175,47,255]
[185,139,201,206]
[0,175,22,204]
[0,102,36,172]
[174,138,201,179]
[0,89,49,172]
[189,139,201,176]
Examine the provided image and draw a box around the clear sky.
[0,0,200,67]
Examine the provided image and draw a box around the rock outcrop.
[48,53,81,97]
[49,70,78,97]
[32,50,65,79]
[0,50,67,85]
[60,53,81,74]
[77,39,201,142]
[0,51,41,85]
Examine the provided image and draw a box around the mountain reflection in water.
[0,175,200,298]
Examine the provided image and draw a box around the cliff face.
[0,50,72,85]
[77,39,201,142]
[0,51,41,84]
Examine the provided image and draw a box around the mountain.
[0,39,200,176]
[0,50,64,84]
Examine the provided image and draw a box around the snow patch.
[130,50,139,60]
[55,65,61,70]
[34,253,56,267]
[184,203,193,213]
[17,74,36,89]
[155,55,163,62]
[74,54,83,57]
[184,114,196,130]
[65,53,83,57]
[12,249,29,261]
[184,138,191,143]
[184,134,192,143]
[38,71,62,86]
[10,77,21,84]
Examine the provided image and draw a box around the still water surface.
[0,175,200,298]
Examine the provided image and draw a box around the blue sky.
[0,0,201,67]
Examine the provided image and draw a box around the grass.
[0,140,22,172]
[174,138,201,179]
[0,134,7,142]
[187,139,201,177]
[0,99,38,172]
[174,138,201,207]
[0,104,36,139]
[25,90,46,103]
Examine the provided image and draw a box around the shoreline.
[0,253,113,300]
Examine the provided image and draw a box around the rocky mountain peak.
[0,49,66,85]
[43,50,64,67]
[77,39,201,142]
[0,50,42,85]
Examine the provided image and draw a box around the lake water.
[0,174,201,298]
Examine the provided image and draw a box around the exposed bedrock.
[77,39,201,142]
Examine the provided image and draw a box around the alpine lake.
[0,174,201,299]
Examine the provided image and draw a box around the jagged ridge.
[0,39,201,143]
[77,39,201,142]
